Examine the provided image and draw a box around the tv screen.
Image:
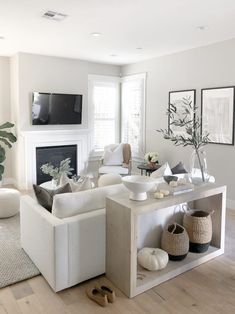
[32,92,82,125]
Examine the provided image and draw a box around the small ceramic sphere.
[154,192,164,199]
[159,189,170,196]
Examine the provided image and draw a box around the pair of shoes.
[86,285,116,307]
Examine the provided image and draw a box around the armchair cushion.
[103,143,123,166]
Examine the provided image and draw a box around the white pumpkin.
[137,247,168,271]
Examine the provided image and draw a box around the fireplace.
[36,145,77,185]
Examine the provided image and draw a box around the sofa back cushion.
[52,183,128,218]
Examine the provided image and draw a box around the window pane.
[94,86,116,119]
[94,120,115,150]
[121,76,145,156]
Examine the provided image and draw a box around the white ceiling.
[0,0,235,65]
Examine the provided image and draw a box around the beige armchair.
[98,143,132,176]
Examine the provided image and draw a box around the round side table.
[137,163,161,176]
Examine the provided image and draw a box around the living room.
[0,1,235,313]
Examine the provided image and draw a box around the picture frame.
[201,86,235,145]
[168,89,196,136]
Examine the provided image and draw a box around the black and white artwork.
[168,89,196,136]
[201,87,234,145]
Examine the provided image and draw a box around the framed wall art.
[168,89,196,136]
[201,86,235,145]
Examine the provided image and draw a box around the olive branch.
[157,96,210,182]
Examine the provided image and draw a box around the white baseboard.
[227,199,235,210]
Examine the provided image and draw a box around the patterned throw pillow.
[33,183,72,212]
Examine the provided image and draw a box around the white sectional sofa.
[20,184,128,292]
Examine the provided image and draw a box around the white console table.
[106,183,226,298]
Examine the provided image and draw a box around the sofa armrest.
[20,195,68,292]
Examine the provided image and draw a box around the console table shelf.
[106,183,226,298]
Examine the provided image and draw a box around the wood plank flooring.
[0,207,235,313]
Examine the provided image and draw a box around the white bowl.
[122,175,157,201]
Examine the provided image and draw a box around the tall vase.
[190,148,209,184]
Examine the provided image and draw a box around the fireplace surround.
[20,129,90,189]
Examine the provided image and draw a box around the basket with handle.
[161,223,189,261]
[182,205,214,253]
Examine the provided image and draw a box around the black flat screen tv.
[32,92,82,125]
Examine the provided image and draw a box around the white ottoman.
[0,188,20,218]
[98,173,122,187]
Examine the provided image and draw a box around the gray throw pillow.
[33,183,72,212]
[171,162,187,174]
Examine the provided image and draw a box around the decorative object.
[161,223,189,261]
[201,86,234,145]
[0,188,20,218]
[183,207,213,253]
[0,122,17,184]
[98,173,122,187]
[150,162,171,178]
[0,213,40,288]
[137,247,169,271]
[168,90,196,136]
[159,189,170,196]
[40,158,74,187]
[122,175,156,201]
[154,191,164,199]
[171,161,188,174]
[190,148,209,184]
[163,175,178,184]
[33,183,72,212]
[144,152,159,168]
[137,163,161,176]
[169,181,178,187]
[158,96,210,183]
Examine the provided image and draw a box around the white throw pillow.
[103,144,123,166]
[60,174,93,192]
[150,162,172,178]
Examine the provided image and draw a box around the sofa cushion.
[52,183,128,218]
[150,162,172,178]
[103,143,123,166]
[171,162,188,174]
[33,183,72,212]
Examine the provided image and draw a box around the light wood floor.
[0,209,235,314]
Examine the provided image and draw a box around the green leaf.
[0,147,6,163]
[0,122,14,130]
[0,138,12,148]
[0,130,17,144]
[0,164,4,178]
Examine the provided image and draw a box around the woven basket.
[183,209,213,253]
[161,223,189,261]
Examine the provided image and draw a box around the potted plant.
[144,152,159,168]
[41,158,74,188]
[157,97,210,183]
[0,122,17,186]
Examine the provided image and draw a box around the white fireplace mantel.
[20,129,91,189]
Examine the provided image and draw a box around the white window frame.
[88,75,121,156]
[121,73,146,161]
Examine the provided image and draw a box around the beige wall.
[0,57,12,180]
[121,38,235,202]
[9,52,120,187]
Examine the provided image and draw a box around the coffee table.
[137,163,161,176]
